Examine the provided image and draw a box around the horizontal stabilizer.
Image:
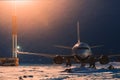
[91,45,104,48]
[54,45,72,49]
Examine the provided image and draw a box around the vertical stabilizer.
[77,21,80,43]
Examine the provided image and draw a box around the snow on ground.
[0,62,120,80]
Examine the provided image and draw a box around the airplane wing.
[17,51,72,58]
[108,54,120,58]
[18,51,54,58]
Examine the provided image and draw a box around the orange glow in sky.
[14,0,33,4]
[1,1,67,27]
[0,0,82,37]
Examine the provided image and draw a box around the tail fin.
[77,21,80,43]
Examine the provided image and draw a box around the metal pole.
[12,1,17,58]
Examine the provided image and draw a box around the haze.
[0,0,120,59]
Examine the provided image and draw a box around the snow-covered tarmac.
[0,62,120,80]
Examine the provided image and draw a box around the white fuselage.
[72,42,92,58]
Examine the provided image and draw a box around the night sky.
[0,0,120,64]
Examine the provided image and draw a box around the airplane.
[17,21,120,68]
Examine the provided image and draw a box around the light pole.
[12,0,17,58]
[0,0,19,66]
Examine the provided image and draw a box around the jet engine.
[53,55,63,64]
[99,55,109,64]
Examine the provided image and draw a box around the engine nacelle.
[99,55,109,64]
[53,55,63,64]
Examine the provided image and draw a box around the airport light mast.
[12,1,17,58]
[0,1,20,66]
